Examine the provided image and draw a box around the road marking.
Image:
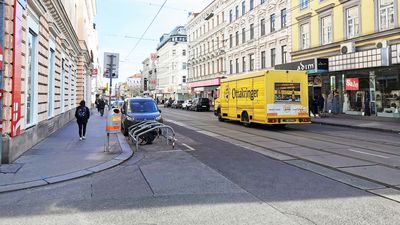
[347,149,390,159]
[182,143,196,151]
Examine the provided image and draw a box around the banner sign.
[345,78,359,91]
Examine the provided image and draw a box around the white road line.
[182,143,196,151]
[347,149,390,159]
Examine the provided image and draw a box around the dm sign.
[275,58,328,73]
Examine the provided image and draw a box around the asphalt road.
[0,107,399,225]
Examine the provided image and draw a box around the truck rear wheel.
[217,109,225,122]
[241,112,251,127]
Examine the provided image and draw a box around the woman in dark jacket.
[75,100,90,140]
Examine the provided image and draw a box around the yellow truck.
[214,70,310,126]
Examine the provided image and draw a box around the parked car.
[164,99,172,108]
[190,98,210,111]
[121,97,163,137]
[171,100,184,109]
[181,100,192,110]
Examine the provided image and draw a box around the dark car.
[164,99,172,108]
[190,98,210,111]
[121,97,163,136]
[171,100,184,109]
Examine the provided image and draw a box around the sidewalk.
[312,114,400,133]
[0,110,133,193]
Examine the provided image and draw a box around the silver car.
[181,100,192,110]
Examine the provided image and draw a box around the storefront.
[275,58,329,100]
[327,46,400,118]
[189,78,221,107]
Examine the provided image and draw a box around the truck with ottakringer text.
[214,70,310,127]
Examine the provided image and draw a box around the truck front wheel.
[217,108,225,122]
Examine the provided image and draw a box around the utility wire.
[125,0,168,60]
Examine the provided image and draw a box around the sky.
[97,0,212,84]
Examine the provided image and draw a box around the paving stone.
[340,165,400,186]
[369,188,400,202]
[287,160,385,190]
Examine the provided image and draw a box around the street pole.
[107,54,115,108]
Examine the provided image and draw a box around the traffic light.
[144,78,148,91]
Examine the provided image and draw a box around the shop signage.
[275,58,328,73]
[345,78,359,91]
[91,68,98,76]
[11,0,25,137]
[188,78,221,88]
[0,43,3,70]
[329,48,389,71]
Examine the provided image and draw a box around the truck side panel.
[252,75,266,122]
[228,81,237,119]
[236,78,254,119]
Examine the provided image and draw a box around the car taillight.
[268,119,278,123]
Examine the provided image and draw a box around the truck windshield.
[129,100,158,113]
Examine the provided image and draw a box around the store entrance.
[344,77,371,116]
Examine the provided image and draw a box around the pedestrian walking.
[317,94,325,114]
[312,96,319,117]
[98,98,106,116]
[75,100,90,141]
[332,90,340,114]
[95,98,100,112]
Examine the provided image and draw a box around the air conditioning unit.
[376,40,388,49]
[340,42,355,54]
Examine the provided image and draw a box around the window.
[250,0,254,10]
[261,0,266,4]
[236,31,239,46]
[212,39,215,51]
[271,48,276,67]
[242,28,246,43]
[217,37,220,48]
[229,60,233,74]
[261,51,266,69]
[321,15,333,45]
[378,0,395,31]
[222,34,225,47]
[261,19,266,36]
[68,65,71,109]
[217,14,220,25]
[182,50,186,56]
[242,1,246,16]
[230,34,233,48]
[300,23,310,49]
[182,63,187,70]
[281,45,287,64]
[172,49,176,56]
[249,54,255,71]
[235,58,239,73]
[212,61,215,73]
[250,23,254,39]
[346,6,360,39]
[48,45,56,117]
[26,29,38,126]
[300,0,309,9]
[281,8,287,28]
[270,14,276,32]
[182,76,186,83]
[230,10,233,23]
[235,5,239,20]
[242,56,246,72]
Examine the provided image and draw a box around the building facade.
[141,54,157,95]
[186,0,228,103]
[225,0,292,76]
[289,0,400,118]
[1,0,98,163]
[156,26,189,100]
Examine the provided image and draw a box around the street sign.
[103,52,119,78]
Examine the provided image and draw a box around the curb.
[311,121,400,134]
[0,133,133,194]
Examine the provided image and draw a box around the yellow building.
[284,0,400,118]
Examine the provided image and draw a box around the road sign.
[103,52,119,78]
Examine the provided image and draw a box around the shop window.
[376,70,400,116]
[48,45,56,118]
[26,29,38,126]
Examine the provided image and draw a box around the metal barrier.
[128,121,176,150]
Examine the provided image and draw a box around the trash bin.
[106,108,121,134]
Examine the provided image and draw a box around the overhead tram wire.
[124,0,168,60]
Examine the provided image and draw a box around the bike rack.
[128,120,176,150]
